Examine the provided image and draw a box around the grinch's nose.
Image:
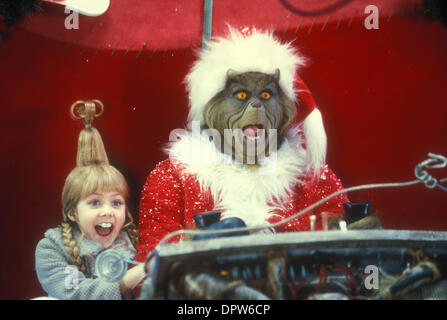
[250,100,262,108]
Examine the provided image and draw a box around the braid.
[125,224,139,248]
[123,209,139,248]
[61,222,89,276]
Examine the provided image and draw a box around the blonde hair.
[61,101,138,276]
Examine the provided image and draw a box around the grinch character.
[136,28,349,262]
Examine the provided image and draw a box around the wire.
[415,153,447,190]
[156,178,428,248]
[156,153,447,249]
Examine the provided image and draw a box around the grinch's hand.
[348,216,382,230]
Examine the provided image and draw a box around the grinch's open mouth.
[242,124,265,141]
[95,222,113,237]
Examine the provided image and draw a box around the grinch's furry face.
[203,70,296,164]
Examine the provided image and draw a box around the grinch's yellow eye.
[235,91,248,100]
[260,91,271,100]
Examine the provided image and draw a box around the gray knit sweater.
[35,226,137,300]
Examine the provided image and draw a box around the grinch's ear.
[274,68,280,82]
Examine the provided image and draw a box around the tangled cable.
[414,153,447,192]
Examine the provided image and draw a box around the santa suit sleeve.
[135,160,185,262]
[305,166,349,229]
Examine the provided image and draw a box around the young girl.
[35,101,145,299]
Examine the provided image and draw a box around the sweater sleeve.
[135,160,186,262]
[35,237,122,300]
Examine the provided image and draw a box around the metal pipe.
[202,0,213,48]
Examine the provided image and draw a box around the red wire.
[257,274,262,291]
[291,277,307,299]
[331,263,360,296]
[296,277,306,294]
[249,276,257,289]
[316,265,328,294]
[291,279,297,300]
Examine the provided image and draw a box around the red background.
[1,0,446,299]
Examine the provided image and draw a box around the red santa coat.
[135,129,349,262]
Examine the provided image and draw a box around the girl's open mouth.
[95,222,113,237]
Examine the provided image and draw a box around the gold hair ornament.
[70,99,104,128]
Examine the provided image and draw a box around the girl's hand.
[119,265,145,299]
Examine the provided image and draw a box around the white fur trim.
[165,127,308,227]
[186,27,305,127]
[303,108,327,175]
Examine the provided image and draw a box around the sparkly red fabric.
[135,159,349,262]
